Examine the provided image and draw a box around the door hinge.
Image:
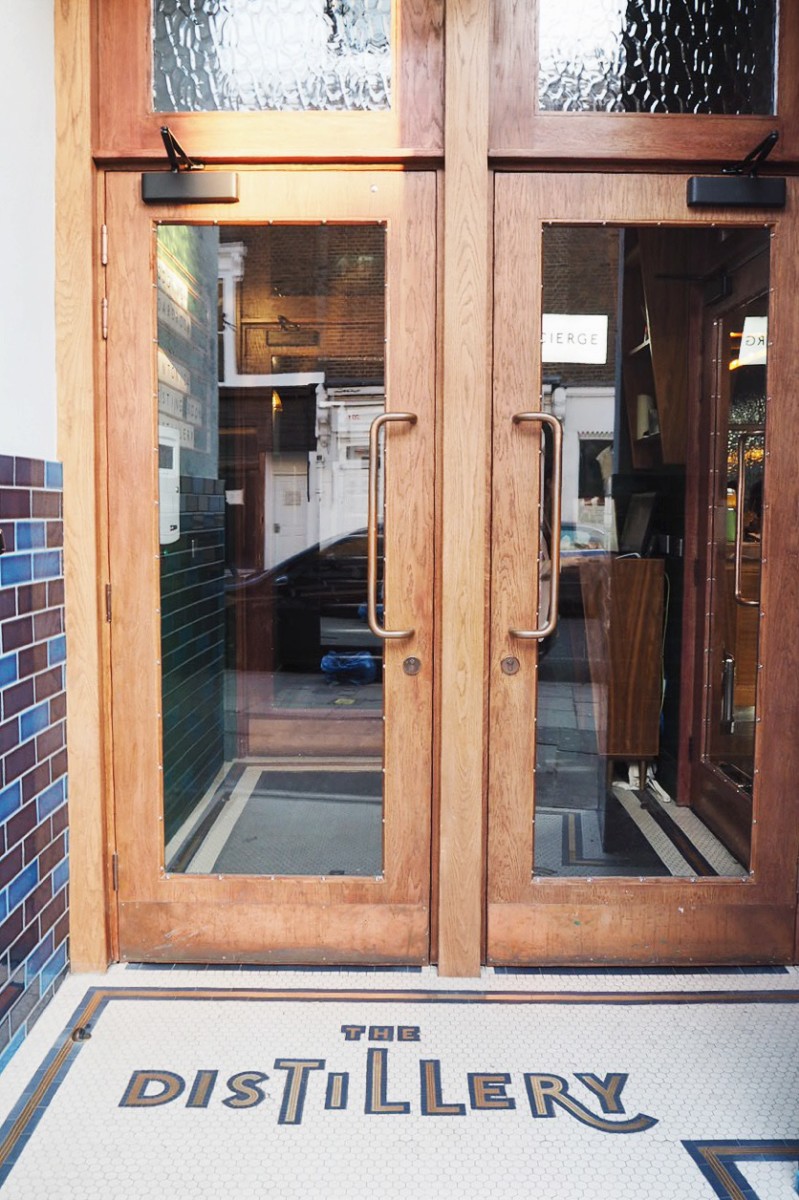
[101,297,108,340]
[100,223,108,266]
[112,852,119,892]
[105,583,112,623]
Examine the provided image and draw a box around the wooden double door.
[105,169,799,967]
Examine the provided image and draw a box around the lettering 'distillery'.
[119,1024,657,1133]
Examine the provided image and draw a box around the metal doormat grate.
[0,967,798,1198]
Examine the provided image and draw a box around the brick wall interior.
[0,456,68,1068]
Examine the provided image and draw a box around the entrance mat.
[1,987,798,1199]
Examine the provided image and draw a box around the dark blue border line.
[0,987,797,1189]
[682,1139,799,1200]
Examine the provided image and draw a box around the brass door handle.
[734,432,760,608]
[509,410,563,641]
[367,412,417,640]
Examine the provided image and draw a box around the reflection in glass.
[533,224,769,880]
[705,299,766,796]
[539,0,775,114]
[157,223,387,875]
[152,0,391,112]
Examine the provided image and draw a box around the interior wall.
[0,2,57,460]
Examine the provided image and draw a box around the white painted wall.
[0,2,57,461]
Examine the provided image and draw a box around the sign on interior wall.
[542,314,609,364]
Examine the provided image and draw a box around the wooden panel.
[436,0,490,977]
[490,0,799,161]
[106,170,437,964]
[118,901,429,964]
[488,172,799,966]
[580,557,664,760]
[487,173,541,906]
[56,0,112,971]
[488,900,797,966]
[749,201,799,912]
[94,0,443,160]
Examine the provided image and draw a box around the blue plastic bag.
[320,651,378,684]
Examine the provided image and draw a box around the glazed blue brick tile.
[0,555,32,588]
[37,780,65,822]
[8,862,37,913]
[44,463,63,490]
[39,942,67,994]
[32,552,61,582]
[25,934,54,986]
[0,456,68,1066]
[47,637,66,667]
[0,782,22,824]
[19,700,49,744]
[19,703,49,744]
[14,524,45,551]
[52,859,68,894]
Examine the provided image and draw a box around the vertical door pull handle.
[509,411,563,641]
[367,412,417,640]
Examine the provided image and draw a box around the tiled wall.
[161,476,225,843]
[0,456,68,1068]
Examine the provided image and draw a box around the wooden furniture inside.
[579,556,665,769]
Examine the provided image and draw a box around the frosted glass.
[153,0,391,112]
[539,0,775,115]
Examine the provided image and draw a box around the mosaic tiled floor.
[0,965,797,1198]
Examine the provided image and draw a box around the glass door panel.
[158,222,389,878]
[531,223,767,882]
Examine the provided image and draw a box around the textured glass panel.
[153,0,391,112]
[539,0,775,115]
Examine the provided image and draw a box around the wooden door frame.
[488,172,799,965]
[57,0,799,974]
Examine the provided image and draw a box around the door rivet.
[501,656,520,675]
[403,656,421,676]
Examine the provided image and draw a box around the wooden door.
[688,248,769,870]
[105,170,436,964]
[488,173,799,965]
